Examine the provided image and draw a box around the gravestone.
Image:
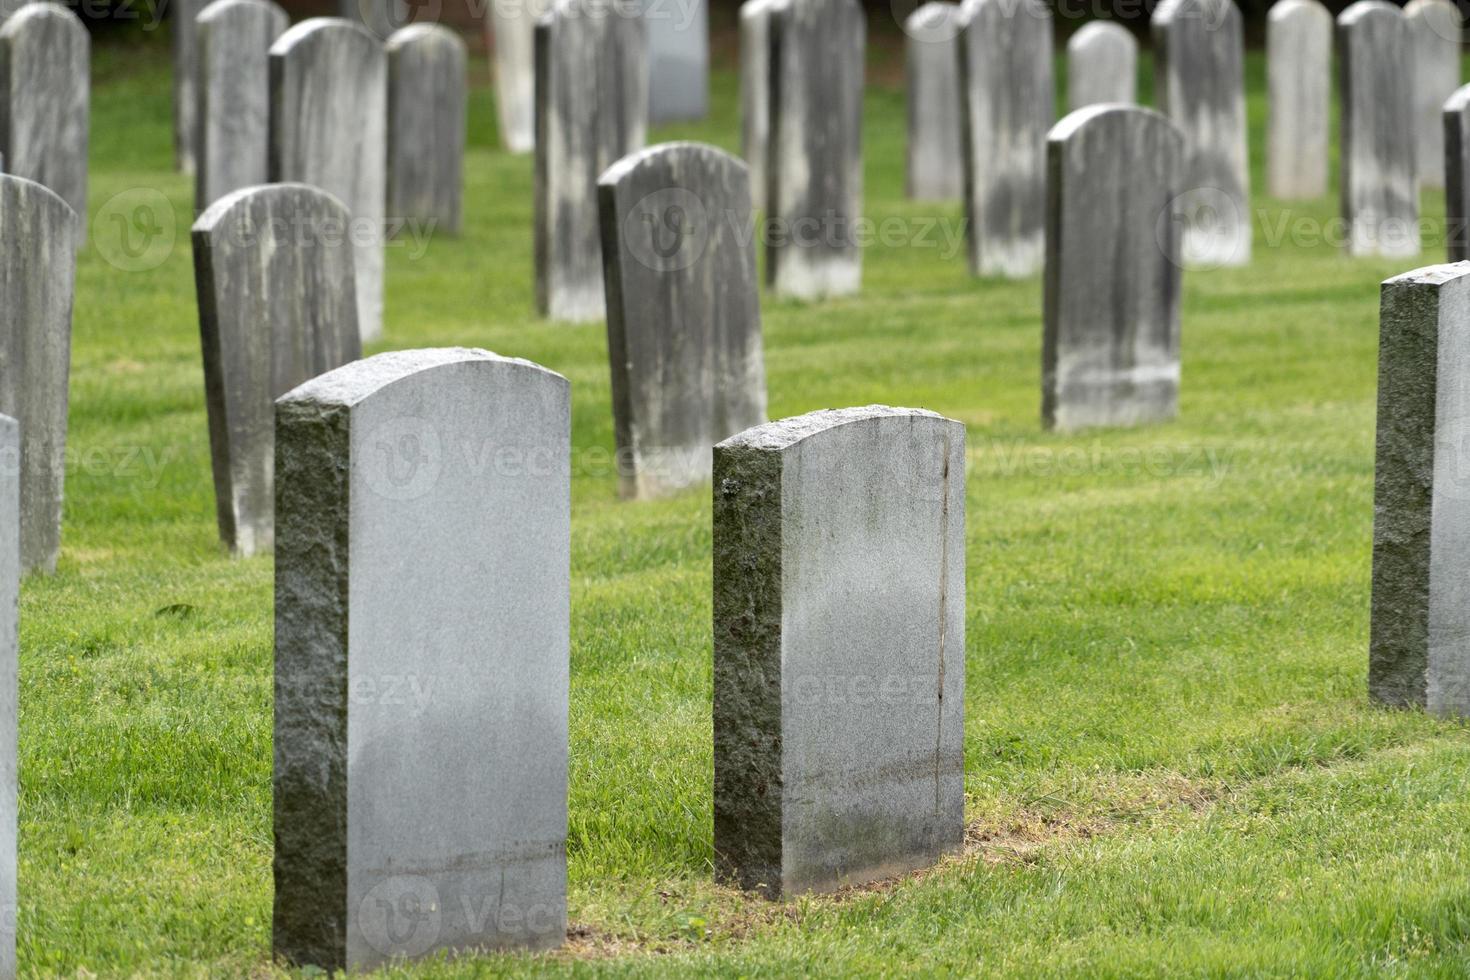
[274,348,570,971]
[194,0,290,211]
[192,183,361,557]
[1370,263,1470,715]
[958,0,1054,279]
[598,142,767,499]
[173,0,210,174]
[1043,106,1185,431]
[0,416,13,979]
[1266,0,1331,199]
[1406,0,1461,190]
[386,24,465,235]
[1445,86,1470,260]
[766,0,864,299]
[1338,1,1418,258]
[487,0,549,153]
[1066,20,1135,112]
[339,0,407,42]
[534,0,648,322]
[1152,0,1251,267]
[713,406,966,897]
[270,18,387,344]
[0,175,76,576]
[738,0,782,212]
[642,0,708,123]
[0,3,88,222]
[905,3,963,201]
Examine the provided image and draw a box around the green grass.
[24,24,1470,977]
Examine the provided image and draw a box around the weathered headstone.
[1338,1,1419,258]
[641,0,708,123]
[192,183,361,557]
[1370,263,1470,715]
[270,18,387,343]
[0,175,76,576]
[194,0,290,211]
[598,142,767,499]
[958,0,1053,279]
[274,348,570,971]
[0,415,15,980]
[1066,20,1135,112]
[487,0,549,153]
[766,0,864,299]
[1445,86,1470,260]
[1406,0,1461,190]
[905,3,963,201]
[173,0,210,174]
[1266,0,1331,199]
[386,24,466,235]
[339,0,407,42]
[1043,106,1185,431]
[738,0,782,212]
[1152,0,1251,267]
[534,0,648,322]
[713,406,966,897]
[0,3,88,222]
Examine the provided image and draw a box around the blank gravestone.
[1406,0,1461,190]
[487,0,549,153]
[1370,263,1470,715]
[1043,106,1184,432]
[173,0,210,174]
[0,3,88,223]
[534,0,648,322]
[194,0,290,211]
[958,0,1054,279]
[598,142,767,499]
[386,24,465,235]
[274,348,570,971]
[1152,0,1250,268]
[713,406,965,897]
[192,184,361,557]
[738,0,782,213]
[0,415,13,979]
[766,0,864,299]
[0,175,75,576]
[1445,86,1470,260]
[905,3,963,201]
[270,18,387,344]
[641,0,708,123]
[1338,1,1418,258]
[1266,0,1330,199]
[1066,20,1135,112]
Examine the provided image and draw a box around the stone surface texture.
[0,3,88,223]
[486,0,549,153]
[905,3,963,201]
[1266,0,1331,199]
[173,0,210,174]
[738,0,781,213]
[1066,20,1135,112]
[1406,0,1461,189]
[642,0,707,123]
[386,24,466,235]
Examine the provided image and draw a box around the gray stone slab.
[487,0,549,153]
[1406,0,1461,190]
[194,0,290,212]
[1066,20,1135,113]
[0,176,74,576]
[0,3,88,223]
[1043,106,1184,432]
[598,142,767,499]
[1338,1,1419,258]
[766,0,864,299]
[173,0,210,174]
[274,347,570,971]
[1370,263,1470,715]
[386,24,465,235]
[738,0,782,213]
[192,183,361,557]
[958,0,1054,279]
[270,18,387,344]
[0,415,15,980]
[338,0,408,42]
[1152,0,1251,268]
[713,406,965,898]
[1266,0,1330,199]
[642,0,707,123]
[1445,86,1470,260]
[534,0,648,322]
[905,3,963,201]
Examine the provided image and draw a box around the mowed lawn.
[24,23,1470,976]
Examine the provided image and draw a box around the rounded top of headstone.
[1048,102,1178,145]
[959,0,1050,26]
[385,22,468,54]
[1152,0,1239,29]
[278,348,567,410]
[1337,0,1402,26]
[1383,262,1470,289]
[271,16,381,57]
[1068,18,1133,47]
[598,141,747,190]
[718,406,959,453]
[1266,0,1330,23]
[197,0,287,25]
[1446,82,1470,115]
[192,182,352,236]
[740,0,787,20]
[904,1,960,38]
[0,1,85,39]
[0,172,77,227]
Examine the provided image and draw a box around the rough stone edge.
[277,347,566,410]
[717,406,943,453]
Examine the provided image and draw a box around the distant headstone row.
[0,2,89,223]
